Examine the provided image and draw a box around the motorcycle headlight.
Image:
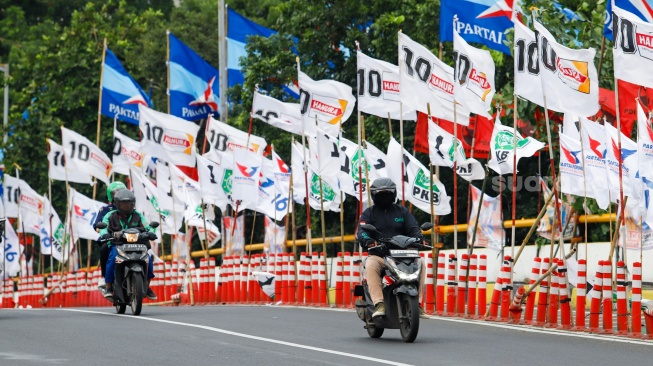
[386,257,420,282]
[124,232,139,243]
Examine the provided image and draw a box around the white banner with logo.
[138,105,199,167]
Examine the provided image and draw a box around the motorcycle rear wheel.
[398,294,419,343]
[130,275,144,316]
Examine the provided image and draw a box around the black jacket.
[357,204,423,255]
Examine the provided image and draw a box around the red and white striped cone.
[311,252,319,305]
[588,260,603,332]
[545,261,560,328]
[643,308,653,340]
[534,257,550,326]
[94,269,102,307]
[425,252,435,314]
[476,254,488,319]
[630,262,643,338]
[435,252,446,315]
[318,254,327,306]
[199,258,208,305]
[218,257,226,303]
[486,258,504,321]
[335,253,344,307]
[297,252,307,304]
[248,254,259,304]
[557,259,571,330]
[209,258,217,304]
[236,256,245,303]
[283,253,292,304]
[288,253,297,304]
[81,272,90,307]
[572,259,587,331]
[457,254,468,316]
[508,286,525,323]
[616,261,629,335]
[446,254,457,316]
[352,252,363,302]
[466,254,478,318]
[163,261,171,302]
[171,260,180,296]
[500,256,513,322]
[343,252,352,308]
[225,257,234,303]
[523,257,541,325]
[601,260,614,334]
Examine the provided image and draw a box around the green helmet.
[106,181,127,203]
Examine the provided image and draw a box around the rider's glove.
[113,231,123,240]
[364,239,376,248]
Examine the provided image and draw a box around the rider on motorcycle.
[93,181,127,293]
[99,189,157,301]
[357,178,428,319]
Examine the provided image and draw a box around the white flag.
[604,122,639,202]
[1,223,24,278]
[636,102,653,227]
[562,113,581,141]
[15,180,44,236]
[205,116,268,161]
[487,116,545,175]
[357,51,416,120]
[252,91,303,135]
[61,127,113,184]
[534,21,599,117]
[2,175,22,218]
[559,133,586,197]
[467,185,503,252]
[291,141,340,212]
[580,120,610,210]
[224,216,245,256]
[232,149,263,211]
[131,168,183,235]
[155,161,187,215]
[513,20,547,110]
[264,216,286,254]
[387,138,451,215]
[112,129,143,176]
[138,105,199,167]
[69,188,103,241]
[197,154,233,212]
[338,137,377,199]
[47,139,93,184]
[39,197,70,263]
[298,71,356,135]
[185,203,221,247]
[313,129,342,182]
[256,158,292,220]
[453,28,495,118]
[398,32,470,125]
[428,121,484,181]
[363,140,389,179]
[612,5,653,89]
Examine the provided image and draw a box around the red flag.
[414,112,492,159]
[596,80,653,138]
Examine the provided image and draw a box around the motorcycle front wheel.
[398,294,419,343]
[366,326,384,338]
[115,304,126,314]
[130,275,144,316]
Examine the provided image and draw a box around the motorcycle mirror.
[149,222,160,229]
[95,222,108,230]
[360,224,382,239]
[420,222,434,231]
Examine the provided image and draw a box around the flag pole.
[511,96,518,259]
[296,56,313,253]
[218,0,228,122]
[426,103,436,251]
[166,30,171,114]
[14,164,27,280]
[467,115,479,220]
[612,75,627,270]
[577,117,590,260]
[398,31,406,206]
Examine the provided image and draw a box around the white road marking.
[59,309,413,366]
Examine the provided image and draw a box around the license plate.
[390,249,419,257]
[122,244,146,251]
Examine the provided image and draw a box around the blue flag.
[440,0,515,55]
[227,8,277,87]
[605,0,653,41]
[169,33,220,121]
[101,49,152,125]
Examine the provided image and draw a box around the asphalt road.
[0,305,651,366]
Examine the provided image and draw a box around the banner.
[224,216,245,256]
[387,138,451,215]
[467,185,503,251]
[487,116,545,175]
[1,222,24,278]
[428,120,484,181]
[537,179,577,241]
[298,71,357,135]
[205,116,267,159]
[138,105,199,167]
[101,48,152,125]
[356,51,416,120]
[264,216,286,254]
[61,127,113,184]
[453,27,496,118]
[69,188,103,241]
[612,5,653,89]
[47,139,93,184]
[112,129,142,176]
[398,32,470,125]
[534,21,599,117]
[169,32,219,120]
[605,0,653,41]
[252,91,303,135]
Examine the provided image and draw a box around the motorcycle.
[354,222,433,343]
[96,222,158,316]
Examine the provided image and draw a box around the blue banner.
[605,0,653,41]
[440,0,515,55]
[169,33,219,121]
[100,49,152,125]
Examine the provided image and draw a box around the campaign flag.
[2,175,21,218]
[169,32,219,120]
[513,20,548,110]
[69,188,103,241]
[223,215,245,256]
[170,232,187,263]
[604,122,640,202]
[387,138,451,215]
[138,105,199,168]
[112,129,142,176]
[414,112,493,159]
[205,116,267,160]
[1,222,23,278]
[534,21,599,117]
[363,140,389,179]
[467,185,504,251]
[637,101,653,180]
[131,168,183,234]
[227,8,277,87]
[559,133,586,197]
[298,71,357,136]
[256,157,292,220]
[101,48,152,125]
[487,116,545,175]
[185,203,221,248]
[47,139,93,184]
[428,121,485,181]
[197,154,234,212]
[313,129,342,185]
[291,141,340,212]
[605,0,653,41]
[15,180,44,236]
[612,5,653,89]
[337,137,379,199]
[252,91,303,135]
[264,216,286,254]
[453,28,496,118]
[61,127,113,184]
[562,113,582,141]
[356,51,416,120]
[537,179,577,241]
[232,149,263,211]
[155,161,188,215]
[39,197,70,263]
[580,120,611,209]
[398,33,470,125]
[252,271,276,299]
[440,0,515,54]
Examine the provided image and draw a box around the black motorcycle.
[96,222,158,315]
[354,222,433,343]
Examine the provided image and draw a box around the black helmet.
[113,189,136,216]
[370,178,397,207]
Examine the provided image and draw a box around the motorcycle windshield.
[386,235,419,249]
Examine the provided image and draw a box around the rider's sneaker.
[372,302,386,318]
[103,284,114,301]
[98,277,106,290]
[146,288,157,301]
[419,306,429,319]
